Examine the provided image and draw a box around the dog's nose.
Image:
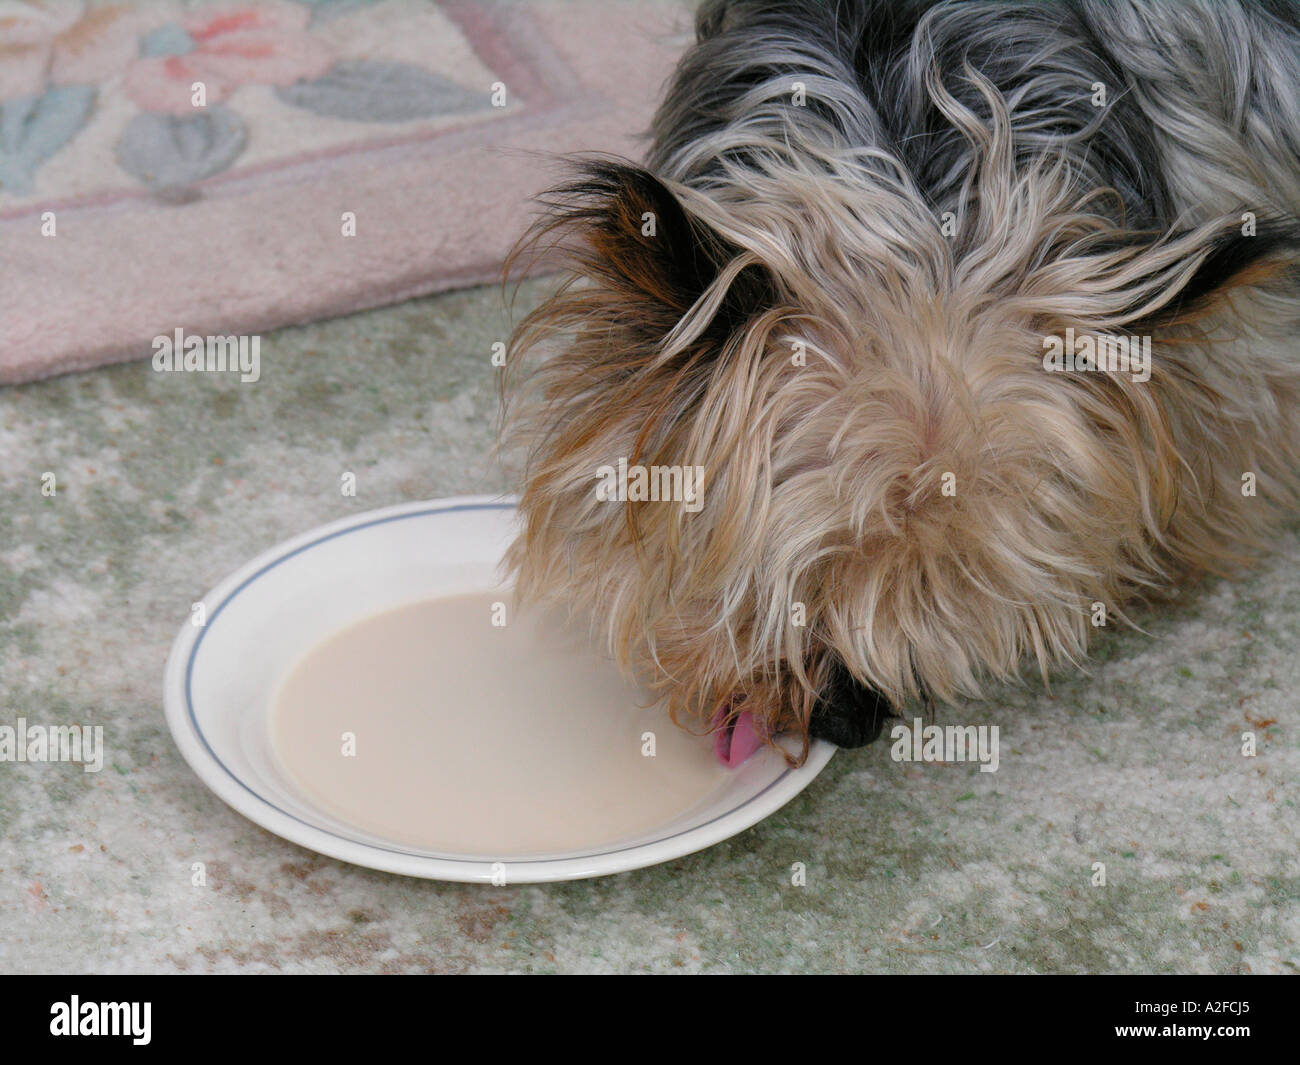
[808,662,894,748]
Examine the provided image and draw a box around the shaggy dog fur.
[501,0,1300,760]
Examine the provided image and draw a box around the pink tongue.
[713,709,765,767]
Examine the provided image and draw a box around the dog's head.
[499,142,1299,761]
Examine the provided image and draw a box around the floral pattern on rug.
[0,0,688,387]
[0,0,500,198]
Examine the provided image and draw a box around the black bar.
[0,974,1290,1052]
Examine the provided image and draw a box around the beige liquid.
[269,592,729,856]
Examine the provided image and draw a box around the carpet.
[1,280,1297,973]
[0,0,690,385]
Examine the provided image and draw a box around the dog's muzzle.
[712,661,896,766]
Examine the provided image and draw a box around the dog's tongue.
[713,709,765,767]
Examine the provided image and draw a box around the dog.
[500,0,1300,763]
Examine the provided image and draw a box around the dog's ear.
[1122,215,1300,331]
[507,158,775,346]
[562,161,721,319]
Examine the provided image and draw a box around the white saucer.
[162,496,835,883]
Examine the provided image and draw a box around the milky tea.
[270,592,729,855]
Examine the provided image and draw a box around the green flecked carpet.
[1,281,1297,973]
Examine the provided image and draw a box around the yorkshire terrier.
[500,0,1300,764]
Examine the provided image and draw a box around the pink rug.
[0,0,690,385]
